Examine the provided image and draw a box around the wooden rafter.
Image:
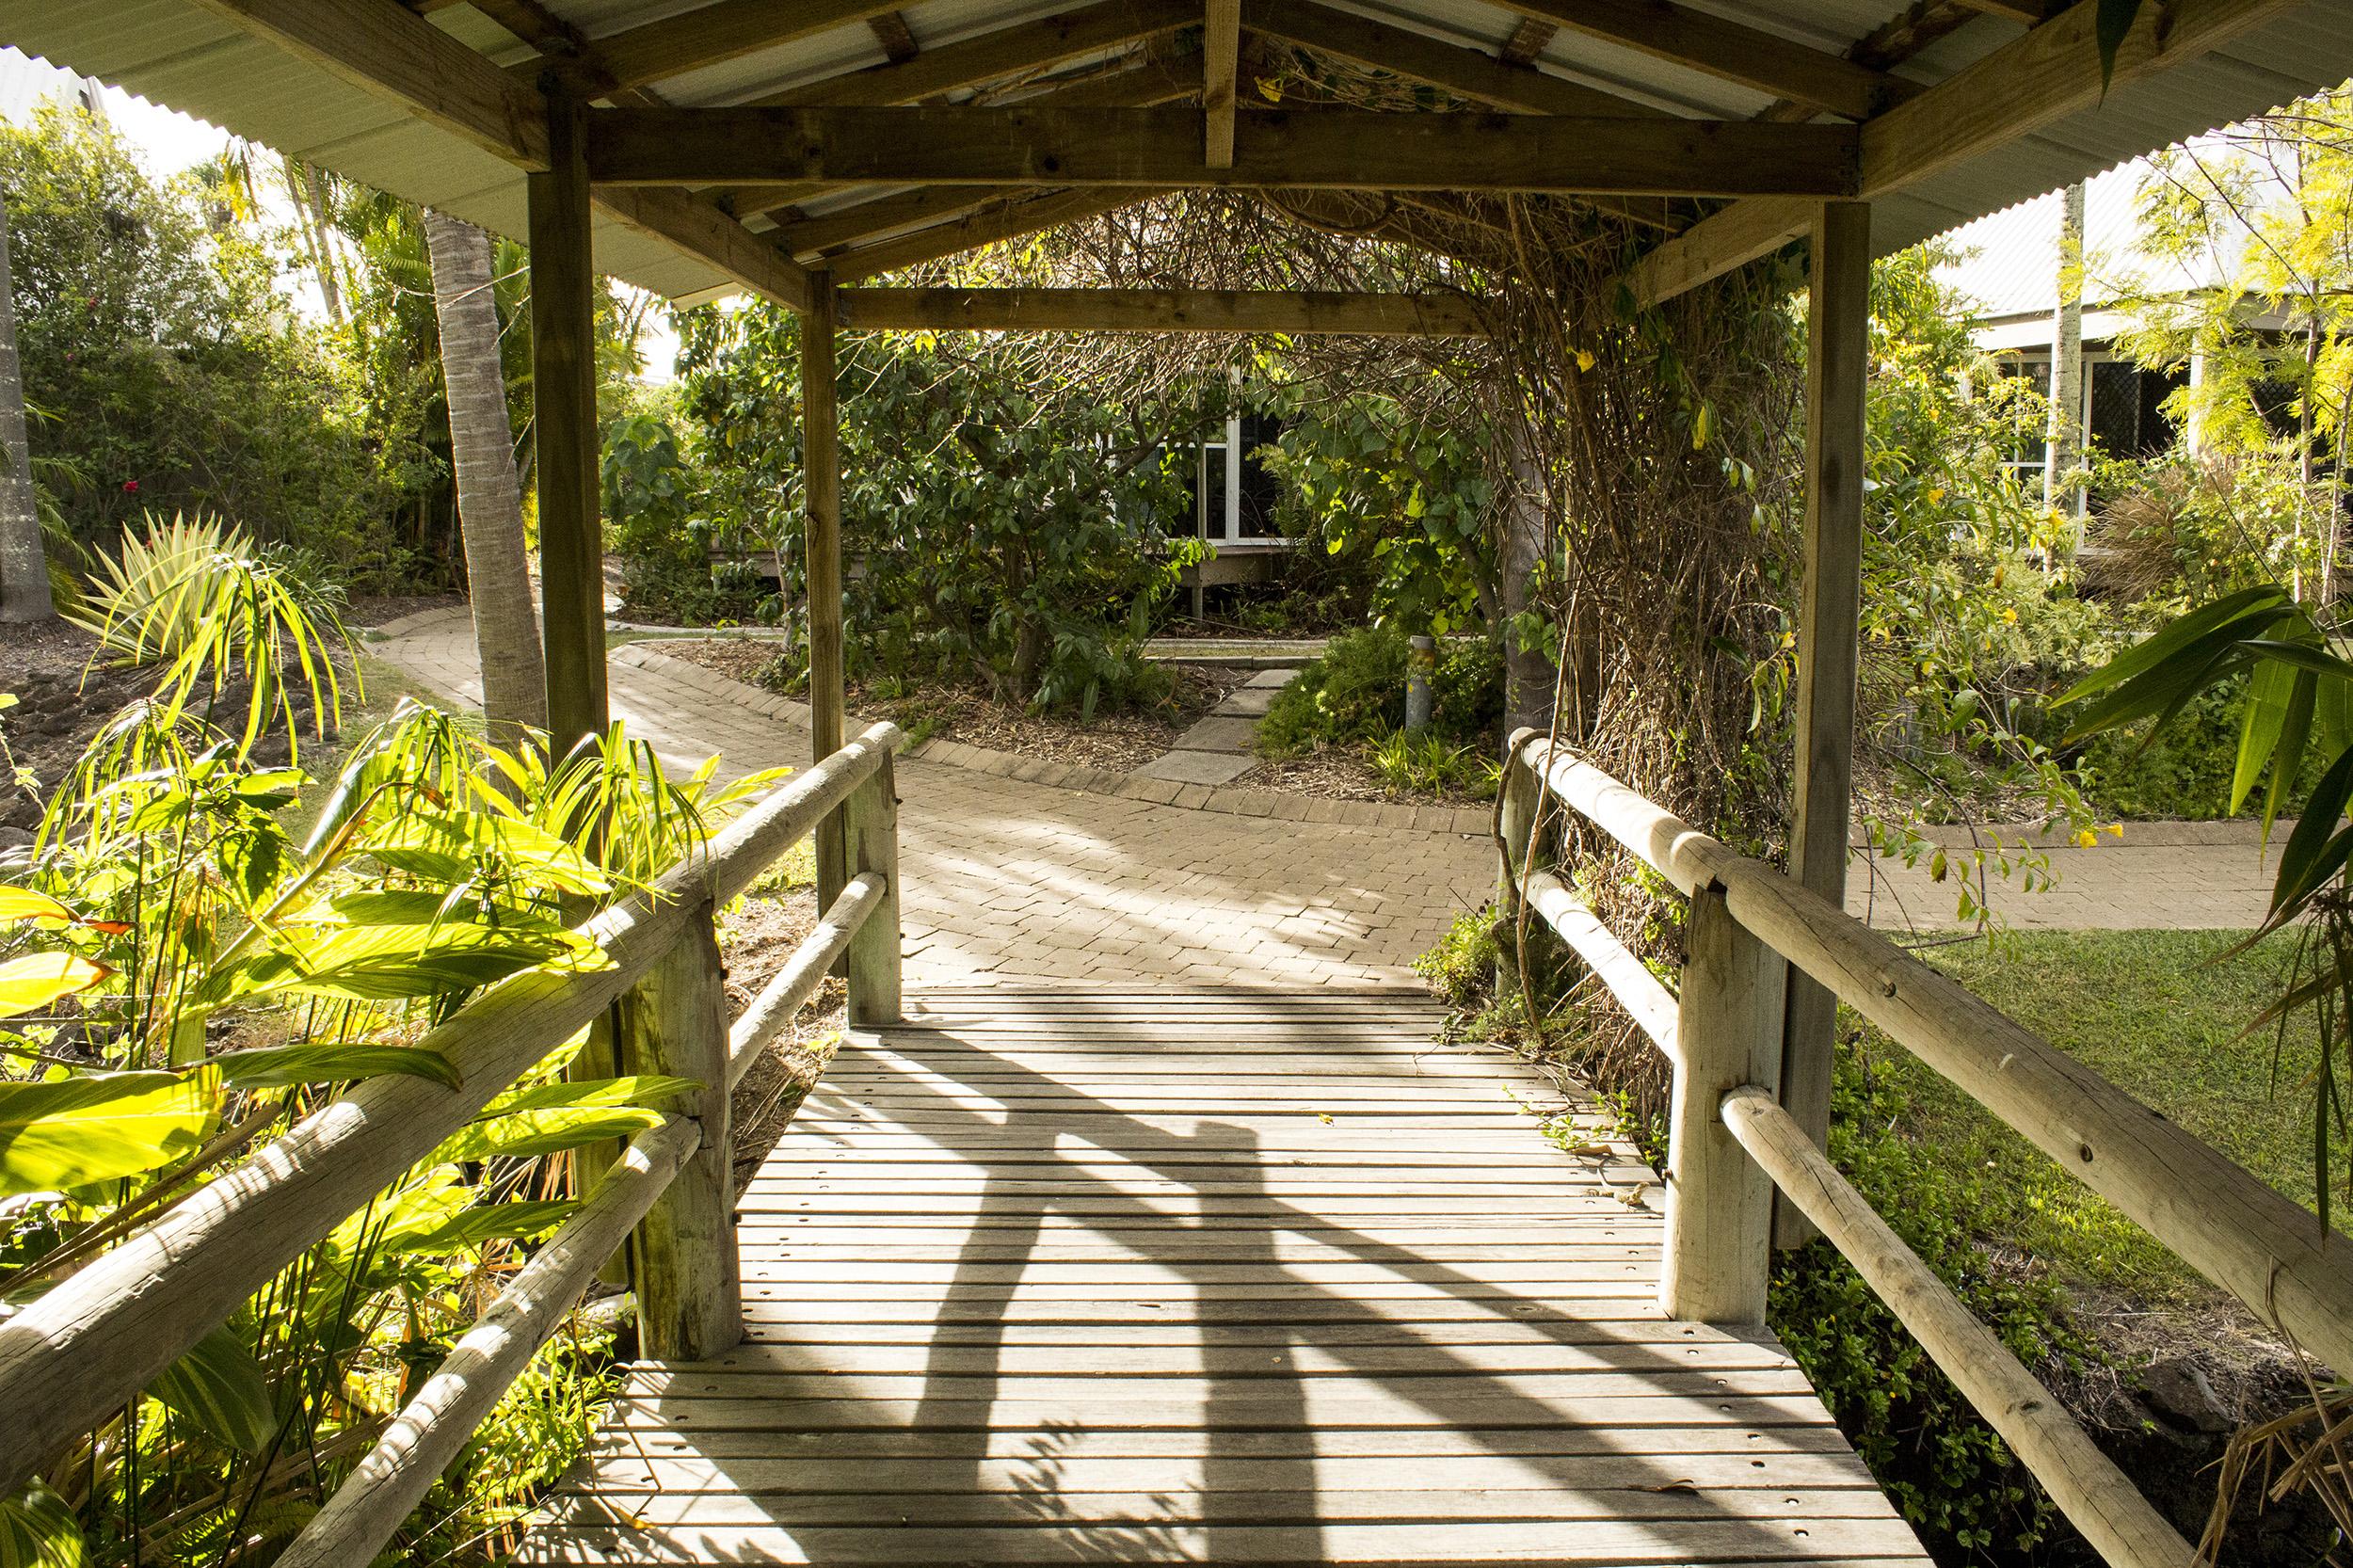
[587,106,1861,198]
[747,0,1194,108]
[1244,0,1666,119]
[187,0,810,308]
[1626,0,2309,302]
[522,0,908,95]
[776,184,1037,258]
[738,57,1198,240]
[867,11,920,62]
[829,186,1166,280]
[1204,0,1241,168]
[1499,16,1558,65]
[1493,0,1906,119]
[836,286,1489,335]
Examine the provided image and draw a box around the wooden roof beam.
[587,105,1861,198]
[1625,0,2312,302]
[830,186,1166,280]
[529,0,909,95]
[1243,0,1669,119]
[745,0,1195,107]
[867,11,919,62]
[190,0,810,309]
[837,286,1489,335]
[1493,0,1908,119]
[1499,17,1558,65]
[1204,0,1241,168]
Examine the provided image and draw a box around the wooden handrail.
[728,872,886,1091]
[1523,870,1678,1063]
[270,1114,703,1568]
[0,721,904,1494]
[1512,737,2353,1379]
[1723,1088,2195,1568]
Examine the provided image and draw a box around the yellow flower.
[2000,607,2018,625]
[2107,822,2124,839]
[2073,829,2098,849]
[1576,348,1596,372]
[1926,486,1946,504]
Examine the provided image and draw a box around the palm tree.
[424,209,546,739]
[0,192,55,622]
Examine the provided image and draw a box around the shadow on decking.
[536,995,1907,1564]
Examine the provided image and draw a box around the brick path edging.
[614,643,1490,837]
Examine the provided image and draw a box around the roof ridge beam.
[1492,0,1907,119]
[586,105,1863,198]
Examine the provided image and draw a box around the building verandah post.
[803,272,849,913]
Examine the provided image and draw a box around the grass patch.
[1863,927,2344,1304]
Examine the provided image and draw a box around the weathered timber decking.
[524,988,1930,1565]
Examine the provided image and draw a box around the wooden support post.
[1497,726,1542,902]
[617,904,741,1360]
[841,752,902,1026]
[804,272,848,914]
[1663,883,1784,1322]
[1778,199,1867,1248]
[528,88,608,756]
[1203,0,1241,168]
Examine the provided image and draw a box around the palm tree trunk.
[424,210,546,739]
[0,195,54,623]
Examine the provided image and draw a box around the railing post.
[617,899,741,1360]
[1661,881,1784,1323]
[842,752,902,1026]
[1497,727,1542,900]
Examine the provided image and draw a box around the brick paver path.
[371,613,1493,988]
[1849,826,2279,933]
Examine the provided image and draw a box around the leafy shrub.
[0,680,786,1564]
[1259,627,1505,756]
[1369,730,1499,799]
[603,412,775,626]
[1769,1038,2080,1560]
[1414,904,1502,1006]
[70,510,356,757]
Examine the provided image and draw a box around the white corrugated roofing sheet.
[8,0,2353,301]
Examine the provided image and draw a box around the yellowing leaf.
[0,953,110,1020]
[0,888,74,924]
[0,1071,216,1195]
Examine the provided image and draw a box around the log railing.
[1499,728,2353,1568]
[0,720,906,1564]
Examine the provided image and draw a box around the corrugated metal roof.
[8,0,2353,302]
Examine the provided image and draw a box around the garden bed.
[655,635,1249,774]
[1243,745,1498,808]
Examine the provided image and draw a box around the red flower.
[121,480,139,493]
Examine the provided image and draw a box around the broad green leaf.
[432,1106,664,1163]
[226,921,585,1004]
[2269,744,2353,917]
[2232,656,2297,814]
[215,1042,460,1092]
[366,808,610,897]
[2057,585,2287,705]
[148,1323,275,1453]
[384,1199,578,1256]
[2261,667,2318,839]
[0,953,110,1021]
[0,1072,216,1196]
[0,1480,82,1568]
[482,1076,699,1115]
[0,888,72,924]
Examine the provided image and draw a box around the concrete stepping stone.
[1173,714,1262,752]
[1243,667,1299,689]
[1134,749,1258,786]
[1215,685,1282,717]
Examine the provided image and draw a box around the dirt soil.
[1243,745,1499,808]
[718,883,847,1194]
[0,622,168,831]
[348,592,466,629]
[657,636,1248,774]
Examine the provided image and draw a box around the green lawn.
[1858,928,2347,1304]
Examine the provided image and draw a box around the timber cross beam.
[582,106,1862,198]
[833,287,1491,336]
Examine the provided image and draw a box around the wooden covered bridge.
[9,0,2353,1563]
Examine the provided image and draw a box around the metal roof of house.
[7,0,2351,304]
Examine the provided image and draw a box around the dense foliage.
[677,308,1211,714]
[1258,624,1502,755]
[0,112,404,582]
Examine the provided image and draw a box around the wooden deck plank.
[523,988,1927,1566]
